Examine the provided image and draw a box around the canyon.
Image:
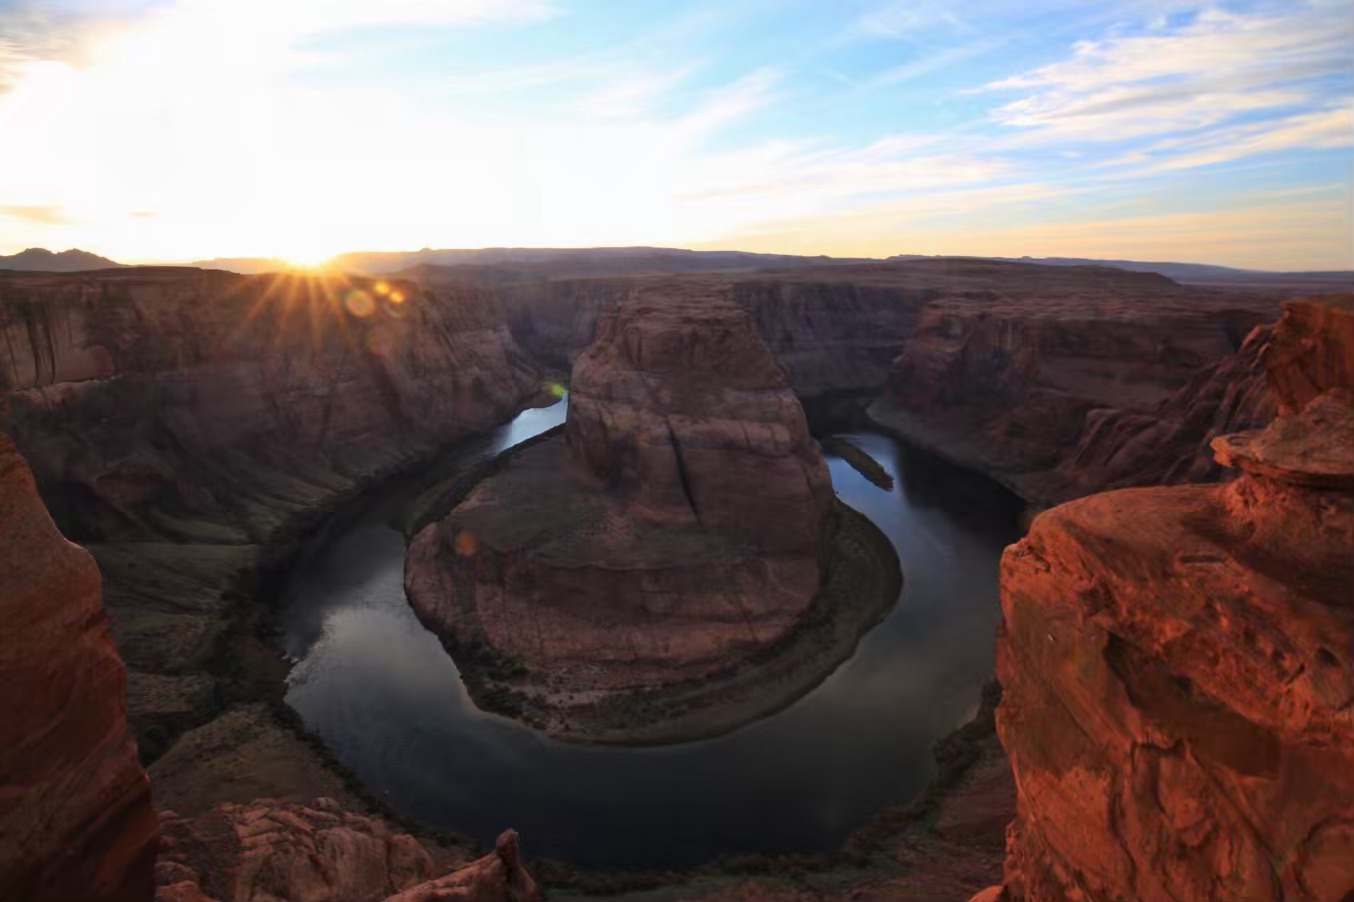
[1,259,1350,901]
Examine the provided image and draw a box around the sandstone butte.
[406,285,900,742]
[978,295,1354,902]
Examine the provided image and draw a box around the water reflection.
[280,405,1025,869]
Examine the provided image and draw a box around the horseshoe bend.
[2,5,1354,898]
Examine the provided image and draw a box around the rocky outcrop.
[0,266,543,806]
[991,295,1354,902]
[155,799,539,902]
[406,286,900,742]
[869,267,1278,503]
[0,433,158,901]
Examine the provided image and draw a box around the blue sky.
[0,0,1350,267]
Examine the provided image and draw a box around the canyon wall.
[0,433,158,901]
[870,272,1278,504]
[0,267,543,802]
[1,267,539,543]
[485,261,1280,473]
[990,295,1354,902]
[491,267,929,400]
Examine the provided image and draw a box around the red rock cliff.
[0,266,543,785]
[991,295,1354,902]
[0,433,158,901]
[1,267,540,544]
[870,270,1278,503]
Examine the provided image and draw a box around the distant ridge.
[190,256,291,274]
[192,246,870,277]
[0,248,123,272]
[888,253,1353,289]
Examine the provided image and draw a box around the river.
[279,396,1026,869]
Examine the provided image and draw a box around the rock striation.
[0,266,543,807]
[990,295,1354,902]
[155,799,539,902]
[406,286,899,742]
[1,267,539,544]
[0,433,158,901]
[868,265,1278,503]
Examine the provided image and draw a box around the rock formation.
[1,267,539,544]
[155,799,538,902]
[485,260,1282,460]
[988,295,1354,901]
[406,286,899,742]
[868,264,1278,503]
[0,266,543,808]
[0,433,158,901]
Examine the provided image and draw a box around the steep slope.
[0,266,543,809]
[0,434,158,901]
[988,295,1354,902]
[869,271,1279,503]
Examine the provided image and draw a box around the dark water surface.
[279,399,1026,869]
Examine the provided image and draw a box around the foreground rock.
[0,267,542,806]
[0,434,157,900]
[156,799,539,902]
[407,287,899,741]
[991,296,1354,901]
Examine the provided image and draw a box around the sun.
[283,250,334,271]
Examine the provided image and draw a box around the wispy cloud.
[986,1,1353,142]
[843,1,975,41]
[0,203,70,224]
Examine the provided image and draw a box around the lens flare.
[374,281,390,295]
[389,290,406,304]
[454,529,479,556]
[344,289,376,317]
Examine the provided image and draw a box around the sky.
[0,0,1350,269]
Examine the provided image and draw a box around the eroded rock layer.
[992,295,1354,902]
[406,287,898,742]
[0,266,542,803]
[869,268,1279,503]
[0,434,158,901]
[155,799,539,902]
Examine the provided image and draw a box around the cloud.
[986,1,1353,142]
[0,1,154,92]
[1122,105,1354,172]
[675,67,785,137]
[868,36,1008,87]
[169,0,559,36]
[844,1,974,41]
[0,203,69,224]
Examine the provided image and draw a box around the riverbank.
[537,683,1012,901]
